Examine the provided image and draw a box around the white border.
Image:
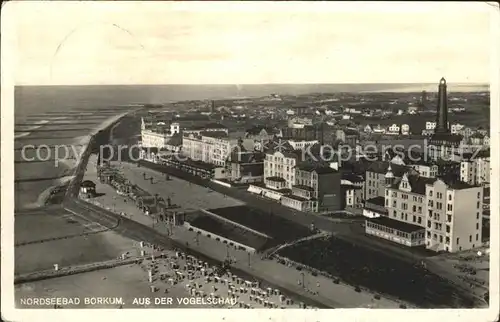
[2,2,499,322]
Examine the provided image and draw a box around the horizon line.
[15,82,490,87]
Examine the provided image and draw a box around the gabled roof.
[366,161,409,177]
[201,131,228,138]
[430,132,463,143]
[296,162,337,174]
[165,133,183,146]
[390,174,437,195]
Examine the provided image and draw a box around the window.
[476,223,479,230]
[418,217,422,224]
[446,225,450,233]
[456,237,460,245]
[477,201,480,209]
[469,235,472,242]
[477,212,480,219]
[413,215,416,222]
[448,194,452,201]
[427,231,431,238]
[440,235,443,242]
[412,205,417,212]
[476,234,479,241]
[433,234,437,240]
[428,210,433,217]
[429,190,433,197]
[447,215,452,222]
[477,192,481,198]
[418,206,422,214]
[427,220,431,228]
[393,210,397,218]
[385,190,389,196]
[446,237,450,244]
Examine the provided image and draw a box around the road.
[137,160,433,263]
[61,199,336,308]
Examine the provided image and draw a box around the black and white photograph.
[1,1,499,321]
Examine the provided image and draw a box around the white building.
[182,131,251,167]
[401,124,410,135]
[141,122,181,150]
[372,125,386,134]
[425,179,483,252]
[409,163,438,178]
[387,124,400,135]
[461,157,491,186]
[426,122,437,130]
[263,150,300,189]
[450,123,465,134]
[287,139,319,150]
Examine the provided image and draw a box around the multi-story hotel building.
[460,153,491,186]
[364,161,413,200]
[281,164,341,213]
[263,149,301,189]
[425,179,483,252]
[182,131,249,167]
[365,163,483,252]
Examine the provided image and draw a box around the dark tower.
[435,77,449,133]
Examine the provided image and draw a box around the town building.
[364,161,413,200]
[387,124,400,135]
[262,148,300,189]
[244,126,281,149]
[365,165,483,252]
[182,131,253,167]
[401,124,410,135]
[460,151,491,186]
[281,163,342,213]
[226,147,265,184]
[335,129,359,148]
[183,123,229,135]
[287,139,319,150]
[141,122,181,150]
[425,179,483,252]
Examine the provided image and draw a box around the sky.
[3,1,497,85]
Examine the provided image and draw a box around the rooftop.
[430,132,463,143]
[283,194,315,202]
[206,205,311,245]
[367,217,425,234]
[292,184,315,192]
[165,133,182,146]
[296,163,337,174]
[390,174,437,195]
[266,176,286,182]
[365,196,386,207]
[201,131,229,138]
[366,161,409,177]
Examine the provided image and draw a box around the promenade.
[82,156,405,308]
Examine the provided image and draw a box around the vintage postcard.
[1,1,499,322]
